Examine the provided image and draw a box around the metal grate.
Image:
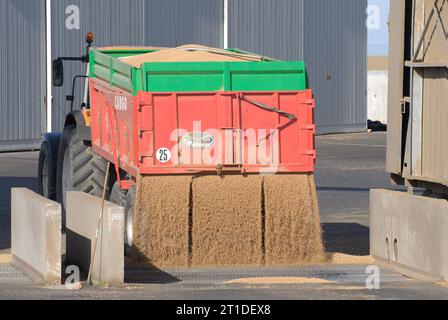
[0,264,31,285]
[124,265,408,285]
[1,264,408,286]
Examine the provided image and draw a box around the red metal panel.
[90,79,138,180]
[90,78,316,178]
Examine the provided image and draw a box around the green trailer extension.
[89,48,309,95]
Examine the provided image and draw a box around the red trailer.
[38,38,324,266]
[89,77,316,189]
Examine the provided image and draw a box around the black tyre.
[124,186,136,256]
[38,141,57,200]
[422,190,448,200]
[109,181,127,207]
[56,125,108,216]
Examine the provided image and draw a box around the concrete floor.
[315,132,405,256]
[1,267,448,300]
[0,132,447,300]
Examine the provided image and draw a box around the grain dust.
[226,277,335,285]
[131,173,326,268]
[98,46,167,51]
[326,253,375,265]
[436,281,448,288]
[264,174,325,265]
[131,175,191,268]
[121,44,263,67]
[191,175,263,266]
[0,254,11,264]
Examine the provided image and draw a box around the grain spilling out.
[130,174,324,268]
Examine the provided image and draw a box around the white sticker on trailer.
[156,148,172,164]
[114,95,128,111]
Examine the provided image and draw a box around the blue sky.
[367,0,389,56]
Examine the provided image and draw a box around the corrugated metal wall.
[304,0,368,134]
[51,0,146,132]
[145,0,223,47]
[1,0,367,151]
[228,0,305,60]
[228,0,367,134]
[0,0,45,151]
[51,0,223,132]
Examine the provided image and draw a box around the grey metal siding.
[0,0,46,151]
[51,0,222,132]
[145,0,223,48]
[304,0,368,134]
[228,0,367,134]
[51,0,146,132]
[228,0,305,60]
[1,0,368,150]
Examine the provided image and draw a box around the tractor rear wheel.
[109,181,127,208]
[56,125,108,222]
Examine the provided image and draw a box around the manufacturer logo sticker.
[182,132,215,150]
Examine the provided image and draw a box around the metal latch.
[400,97,410,114]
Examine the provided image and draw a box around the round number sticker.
[156,148,171,164]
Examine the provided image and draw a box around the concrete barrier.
[370,189,448,281]
[11,188,61,284]
[66,192,124,285]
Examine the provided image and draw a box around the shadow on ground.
[0,177,38,251]
[124,247,181,284]
[322,223,370,256]
[124,267,181,284]
[317,186,371,193]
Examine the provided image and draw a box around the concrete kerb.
[10,188,62,284]
[66,192,124,286]
[370,189,448,281]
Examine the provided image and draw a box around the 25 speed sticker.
[156,147,171,164]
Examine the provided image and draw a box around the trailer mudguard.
[64,110,92,141]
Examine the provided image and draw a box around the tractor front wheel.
[38,141,56,200]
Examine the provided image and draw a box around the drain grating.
[0,264,31,285]
[1,264,408,286]
[124,265,408,285]
[125,268,181,284]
